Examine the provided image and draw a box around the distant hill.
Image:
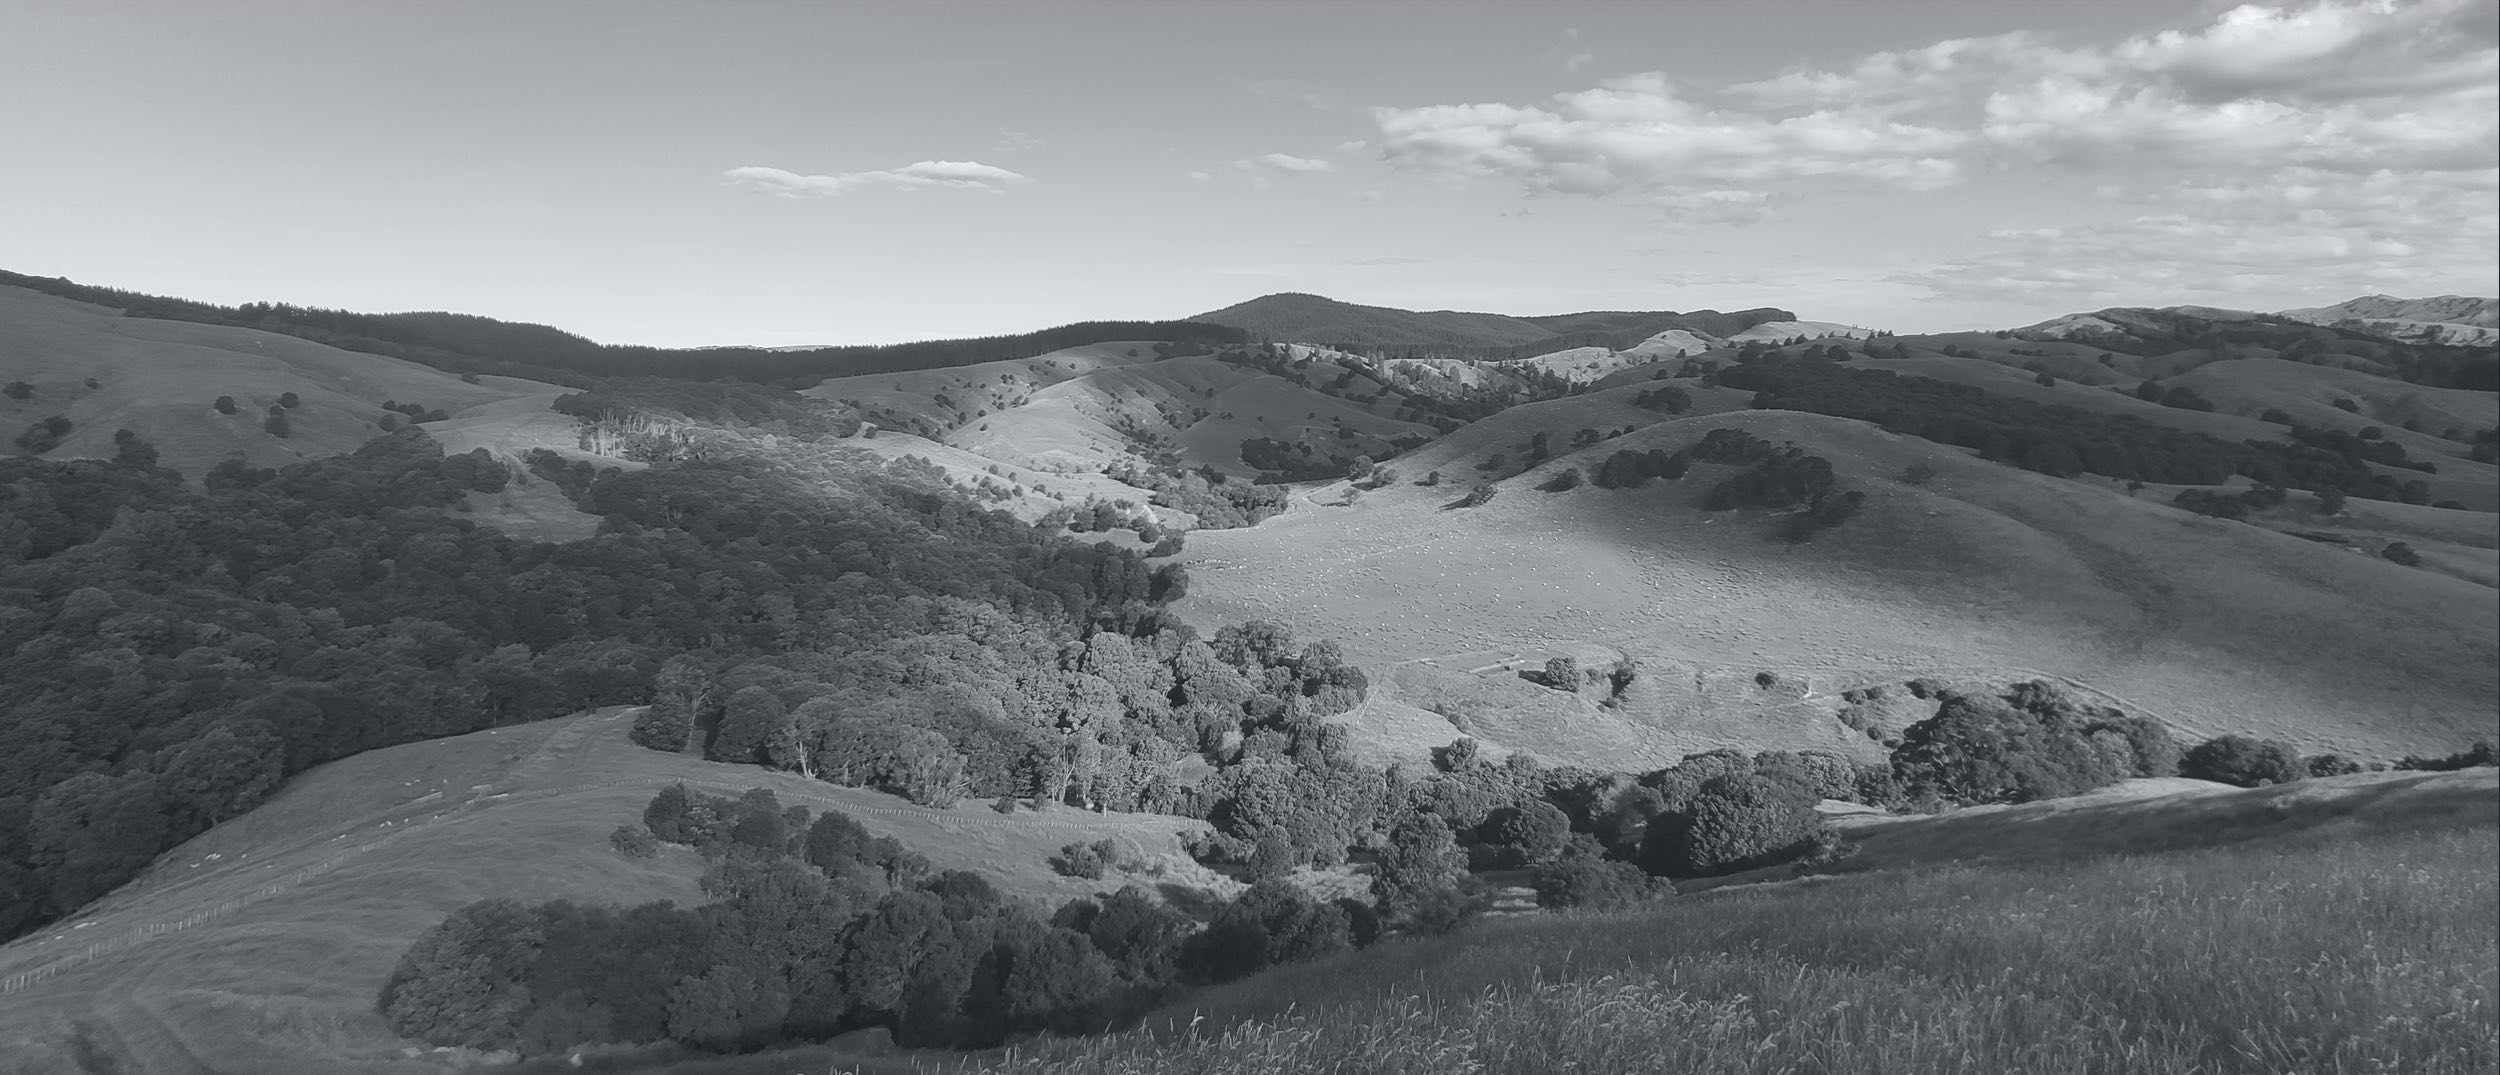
[2280,294,2499,347]
[1193,292,1793,356]
[2012,303,2499,391]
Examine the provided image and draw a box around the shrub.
[1538,467,1583,493]
[13,414,71,454]
[1542,656,1580,692]
[2395,742,2497,772]
[213,395,238,415]
[263,408,290,438]
[2181,735,2305,787]
[2,381,30,400]
[2381,541,2421,567]
[2332,398,2360,413]
[1050,838,1114,880]
[278,391,301,409]
[2081,714,2182,778]
[2304,754,2365,778]
[1900,462,1939,485]
[2260,408,2294,425]
[610,825,660,858]
[1639,773,1825,879]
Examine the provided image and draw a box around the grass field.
[0,709,1215,1075]
[1175,406,2500,769]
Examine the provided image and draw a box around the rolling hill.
[2281,294,2500,347]
[1191,293,1793,355]
[0,707,1219,1075]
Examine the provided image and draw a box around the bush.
[2181,735,2305,788]
[2304,754,2365,778]
[2382,541,2422,567]
[1890,689,2129,804]
[213,395,238,415]
[2395,742,2497,772]
[610,825,661,858]
[1899,462,1939,485]
[2082,714,2182,778]
[13,414,71,454]
[278,391,301,409]
[1050,838,1118,880]
[263,408,291,438]
[1639,773,1825,879]
[2,381,30,400]
[1538,467,1583,493]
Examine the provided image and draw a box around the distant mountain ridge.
[1193,292,1794,355]
[2279,294,2498,347]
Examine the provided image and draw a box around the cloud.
[1892,167,2500,307]
[1343,255,1428,266]
[993,129,1045,152]
[1239,152,1338,175]
[1376,1,2495,198]
[1371,72,1968,202]
[1564,50,1596,73]
[1187,170,1215,183]
[725,161,1033,197]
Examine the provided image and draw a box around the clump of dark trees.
[0,398,1188,941]
[1587,427,1862,541]
[379,784,1395,1058]
[1101,462,1291,529]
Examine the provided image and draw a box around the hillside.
[2282,295,2500,347]
[918,769,2496,1075]
[1191,293,1793,355]
[0,708,1217,1075]
[0,284,564,480]
[1173,404,2499,770]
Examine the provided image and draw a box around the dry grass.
[1176,407,2499,768]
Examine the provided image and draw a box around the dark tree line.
[1717,355,2452,505]
[0,269,1244,388]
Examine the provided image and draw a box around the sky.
[2,0,2494,347]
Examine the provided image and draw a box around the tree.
[2315,487,2346,515]
[1542,655,1580,692]
[213,395,238,414]
[1531,854,1652,910]
[377,898,547,1049]
[263,407,291,438]
[2,381,30,400]
[710,686,788,764]
[2382,541,2422,567]
[1639,773,1824,879]
[156,721,284,826]
[2181,735,2305,787]
[278,391,302,409]
[110,429,160,471]
[1478,800,1570,866]
[1372,813,1466,919]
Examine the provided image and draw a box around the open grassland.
[1176,407,2500,768]
[915,772,2498,1075]
[0,710,1212,1075]
[0,285,559,480]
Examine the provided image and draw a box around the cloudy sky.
[3,0,2493,346]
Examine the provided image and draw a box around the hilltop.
[1192,292,1793,356]
[2281,294,2500,347]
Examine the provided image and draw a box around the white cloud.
[724,160,1033,197]
[1240,152,1338,174]
[1564,50,1596,73]
[1893,167,2500,307]
[1187,170,1215,183]
[993,129,1046,152]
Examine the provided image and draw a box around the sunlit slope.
[0,709,1210,1075]
[0,285,560,479]
[1175,407,2499,769]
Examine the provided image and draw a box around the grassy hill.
[1173,403,2499,770]
[910,768,2496,1075]
[0,708,1218,1075]
[1191,293,1793,354]
[0,284,562,481]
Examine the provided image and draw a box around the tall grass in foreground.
[925,823,2497,1075]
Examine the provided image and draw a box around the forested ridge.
[0,270,1244,387]
[0,418,1179,940]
